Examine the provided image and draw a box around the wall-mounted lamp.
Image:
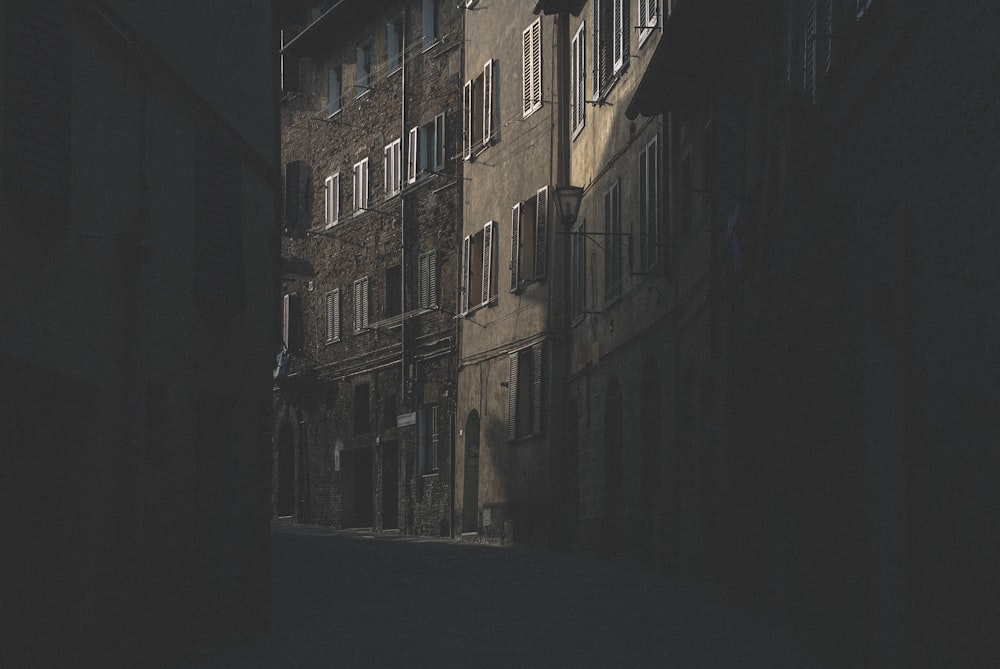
[554,185,584,226]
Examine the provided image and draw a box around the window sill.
[421,470,439,479]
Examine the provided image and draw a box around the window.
[422,0,438,50]
[353,157,369,214]
[419,404,440,473]
[384,138,402,197]
[679,146,693,236]
[325,173,340,227]
[284,160,307,229]
[638,135,660,271]
[356,40,371,97]
[593,0,629,100]
[463,60,496,159]
[508,342,544,441]
[571,22,586,137]
[510,186,549,291]
[385,265,401,319]
[604,181,623,300]
[638,0,659,47]
[418,250,439,308]
[328,66,341,115]
[387,15,404,74]
[281,30,300,93]
[354,383,371,434]
[461,222,497,313]
[803,0,817,105]
[408,113,445,183]
[354,277,370,332]
[571,219,586,318]
[282,293,303,351]
[325,289,341,343]
[522,18,542,118]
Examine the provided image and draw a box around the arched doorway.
[605,377,623,545]
[462,410,481,533]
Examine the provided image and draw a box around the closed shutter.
[612,0,624,74]
[333,289,341,341]
[419,253,430,308]
[531,20,542,115]
[522,25,533,117]
[434,113,446,170]
[571,22,586,133]
[355,278,369,331]
[510,203,522,291]
[593,1,603,100]
[482,221,495,304]
[461,235,472,313]
[531,342,544,435]
[534,186,548,279]
[483,60,495,144]
[428,250,438,307]
[325,290,336,343]
[463,80,473,159]
[507,351,519,441]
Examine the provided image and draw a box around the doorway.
[462,410,480,533]
[381,442,399,530]
[342,447,373,528]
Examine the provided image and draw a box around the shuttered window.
[325,289,341,343]
[354,277,370,332]
[462,224,495,314]
[604,180,622,300]
[571,22,586,137]
[384,138,402,197]
[638,135,660,271]
[508,342,544,441]
[482,221,495,306]
[464,60,496,158]
[419,250,439,308]
[593,0,628,101]
[638,0,658,47]
[328,173,340,227]
[522,18,543,118]
[511,186,550,291]
[353,157,369,214]
[408,113,446,183]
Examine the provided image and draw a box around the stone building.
[275,0,462,537]
[630,0,1000,664]
[1,0,278,665]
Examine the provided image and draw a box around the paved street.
[175,525,817,668]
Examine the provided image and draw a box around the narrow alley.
[175,524,817,668]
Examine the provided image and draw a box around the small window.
[418,250,439,308]
[507,342,544,441]
[353,157,369,214]
[356,40,372,97]
[604,180,623,300]
[325,289,341,343]
[422,0,439,50]
[387,14,404,74]
[571,21,586,137]
[522,18,542,118]
[325,173,340,227]
[419,404,440,473]
[354,383,371,434]
[463,60,496,159]
[384,138,402,197]
[328,66,341,115]
[461,222,496,313]
[385,265,402,319]
[354,277,370,332]
[408,112,446,183]
[593,0,629,101]
[510,185,549,291]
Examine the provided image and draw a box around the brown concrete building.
[1,0,278,665]
[274,0,462,537]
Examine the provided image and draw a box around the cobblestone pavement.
[173,524,818,668]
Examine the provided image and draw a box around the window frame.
[571,217,587,320]
[507,342,544,441]
[637,0,659,48]
[387,14,404,75]
[422,0,439,51]
[356,39,372,98]
[324,173,340,228]
[353,276,370,333]
[463,60,496,159]
[325,288,341,344]
[328,65,342,116]
[571,21,586,138]
[461,222,497,314]
[384,137,402,198]
[522,18,543,118]
[418,249,439,309]
[593,0,629,101]
[353,157,369,214]
[510,186,549,291]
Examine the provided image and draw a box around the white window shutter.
[408,127,418,183]
[461,235,471,313]
[333,289,341,341]
[510,202,522,292]
[429,249,438,307]
[507,351,519,441]
[463,80,473,159]
[483,60,495,144]
[535,185,548,279]
[613,0,624,73]
[482,221,495,305]
[522,25,533,117]
[531,20,542,114]
[571,22,586,134]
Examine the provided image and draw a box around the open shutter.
[593,1,603,100]
[434,113,446,171]
[482,221,495,305]
[408,126,419,183]
[522,25,533,117]
[510,203,522,291]
[428,250,438,307]
[612,0,624,73]
[531,342,544,435]
[419,253,430,308]
[362,278,369,328]
[282,294,291,348]
[507,351,519,441]
[463,80,473,159]
[333,289,341,341]
[483,60,495,144]
[571,22,586,133]
[535,186,549,279]
[531,19,542,112]
[461,235,472,313]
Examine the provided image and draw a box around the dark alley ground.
[173,524,821,668]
